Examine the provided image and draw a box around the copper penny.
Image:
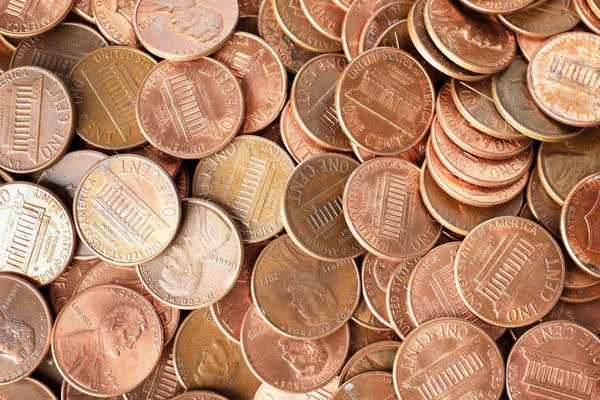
[137,198,242,310]
[528,32,600,127]
[11,23,108,83]
[0,378,56,399]
[516,33,546,61]
[0,36,11,73]
[393,318,505,400]
[238,0,261,16]
[69,47,156,151]
[338,341,400,383]
[299,0,345,41]
[424,0,516,74]
[348,319,398,355]
[457,0,535,14]
[253,379,339,398]
[386,258,420,339]
[73,0,94,23]
[455,216,565,327]
[291,53,351,151]
[252,235,360,339]
[61,381,121,399]
[337,47,435,155]
[93,0,139,47]
[213,32,287,134]
[359,2,412,53]
[129,144,181,178]
[280,101,329,163]
[137,58,243,159]
[564,253,600,290]
[506,321,600,400]
[334,0,354,10]
[173,308,260,398]
[174,167,189,199]
[589,0,600,17]
[493,56,584,142]
[240,305,349,393]
[352,133,428,166]
[48,259,98,315]
[561,281,600,303]
[526,167,561,237]
[574,0,600,33]
[211,243,266,343]
[0,274,52,385]
[52,285,163,396]
[0,66,75,174]
[192,136,294,242]
[352,297,392,331]
[332,371,397,399]
[283,153,364,261]
[73,154,181,266]
[498,0,581,38]
[169,392,228,400]
[0,0,74,38]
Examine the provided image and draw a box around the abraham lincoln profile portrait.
[0,312,35,364]
[279,336,328,379]
[193,339,241,387]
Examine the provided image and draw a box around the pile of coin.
[0,0,599,398]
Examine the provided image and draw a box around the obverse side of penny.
[137,58,244,158]
[192,136,295,242]
[138,198,243,310]
[0,275,52,385]
[253,378,339,399]
[0,378,56,399]
[49,259,99,314]
[300,0,345,41]
[337,48,435,155]
[74,154,181,266]
[455,216,564,327]
[62,381,121,400]
[386,259,420,339]
[92,0,139,47]
[359,2,412,53]
[498,0,581,38]
[280,102,329,163]
[52,285,163,397]
[69,47,156,151]
[338,341,400,383]
[0,0,73,38]
[332,371,397,399]
[516,33,546,61]
[526,168,561,237]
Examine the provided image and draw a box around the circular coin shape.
[129,144,182,178]
[73,0,93,22]
[336,47,435,155]
[169,392,229,400]
[0,0,74,38]
[48,259,98,314]
[526,168,561,237]
[92,0,139,47]
[251,235,360,339]
[574,0,600,33]
[0,378,56,399]
[498,0,581,38]
[352,297,392,331]
[253,379,340,399]
[359,2,412,53]
[338,341,400,383]
[52,284,163,397]
[386,259,420,339]
[61,381,123,400]
[300,0,344,41]
[74,154,181,266]
[561,281,600,303]
[455,216,565,327]
[137,58,243,158]
[332,371,397,399]
[589,0,600,18]
[280,102,329,163]
[516,34,546,61]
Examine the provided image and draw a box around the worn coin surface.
[0,378,56,399]
[92,0,139,47]
[338,341,400,383]
[169,392,229,400]
[498,0,581,38]
[280,102,329,163]
[129,144,182,178]
[352,298,392,331]
[332,371,397,399]
[0,0,74,38]
[73,0,94,22]
[61,381,122,400]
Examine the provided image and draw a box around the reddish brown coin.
[352,297,391,331]
[137,58,244,159]
[457,0,535,14]
[352,133,429,166]
[561,281,600,303]
[331,371,397,399]
[73,0,94,23]
[386,259,420,339]
[62,381,122,399]
[174,167,189,198]
[129,144,182,178]
[516,34,545,61]
[1,378,57,399]
[300,0,344,41]
[348,319,398,354]
[359,2,412,53]
[455,216,565,328]
[526,167,561,238]
[92,0,139,47]
[338,341,400,383]
[52,284,163,397]
[48,259,99,314]
[498,0,581,38]
[336,47,435,155]
[280,101,329,163]
[574,0,600,33]
[0,0,74,38]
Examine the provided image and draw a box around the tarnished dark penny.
[498,0,581,38]
[300,0,344,41]
[393,318,505,400]
[344,157,442,260]
[237,15,259,35]
[338,341,400,383]
[455,216,565,328]
[240,305,349,393]
[574,0,600,33]
[386,258,420,339]
[457,0,535,14]
[516,33,546,61]
[92,0,139,47]
[253,377,340,398]
[337,47,435,155]
[0,0,74,38]
[332,371,397,399]
[352,133,428,166]
[0,378,56,399]
[351,297,392,331]
[252,235,360,339]
[561,281,600,303]
[280,102,329,163]
[526,168,561,237]
[0,36,11,73]
[238,0,261,15]
[48,259,98,314]
[137,58,244,159]
[0,274,52,385]
[359,2,412,53]
[52,285,163,397]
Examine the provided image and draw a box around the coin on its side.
[332,371,397,399]
[253,378,340,398]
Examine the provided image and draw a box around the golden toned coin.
[62,381,122,399]
[0,0,74,39]
[300,0,345,41]
[589,0,600,17]
[338,341,400,383]
[192,136,295,243]
[283,153,364,261]
[498,0,581,38]
[516,33,546,61]
[352,297,392,331]
[74,154,181,266]
[252,235,360,339]
[280,102,329,163]
[0,378,56,399]
[574,0,600,32]
[93,0,139,47]
[457,0,535,14]
[526,167,561,237]
[359,2,412,53]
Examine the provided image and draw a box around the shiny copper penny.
[138,198,242,310]
[0,0,74,38]
[0,275,52,385]
[283,153,364,261]
[11,23,108,83]
[337,47,435,155]
[48,259,98,314]
[528,32,600,127]
[589,0,600,17]
[280,102,329,163]
[137,58,243,159]
[352,298,392,331]
[169,392,228,400]
[0,67,75,174]
[61,381,121,399]
[574,0,600,33]
[252,235,360,338]
[498,0,581,38]
[338,341,400,383]
[73,0,94,23]
[424,0,516,74]
[173,308,260,398]
[506,321,600,400]
[458,0,535,14]
[69,47,156,151]
[455,216,565,327]
[526,168,561,237]
[253,379,339,398]
[561,281,600,303]
[516,33,546,61]
[93,0,139,47]
[291,53,351,151]
[386,258,419,339]
[0,378,56,399]
[211,243,266,343]
[240,305,349,393]
[192,136,294,242]
[213,32,287,134]
[300,0,345,41]
[73,154,181,266]
[394,318,504,400]
[174,167,189,199]
[359,2,412,53]
[332,371,397,399]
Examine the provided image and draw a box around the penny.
[280,102,329,163]
[386,258,420,339]
[73,0,94,23]
[213,32,287,134]
[0,37,11,73]
[211,243,266,343]
[291,53,351,151]
[192,136,294,242]
[394,318,505,400]
[137,198,242,310]
[61,381,122,399]
[564,254,600,290]
[348,319,398,356]
[526,168,561,237]
[561,281,600,303]
[271,0,343,52]
[332,371,397,399]
[129,145,181,178]
[0,67,75,174]
[257,0,319,74]
[0,0,74,38]
[334,0,354,10]
[299,0,345,41]
[238,0,261,15]
[93,0,139,47]
[69,47,156,151]
[169,392,229,400]
[520,202,535,220]
[136,58,243,159]
[253,379,340,399]
[529,32,600,127]
[352,298,392,331]
[240,305,349,393]
[537,126,600,205]
[589,0,600,17]
[456,216,565,328]
[458,0,535,14]
[359,2,412,53]
[515,33,546,61]
[425,0,516,74]
[574,0,600,32]
[337,47,435,155]
[48,259,98,314]
[11,23,108,83]
[0,275,52,385]
[493,57,583,142]
[29,343,63,395]
[338,341,400,383]
[173,308,260,399]
[0,378,56,399]
[353,134,428,166]
[74,154,181,266]
[506,321,600,400]
[498,0,581,38]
